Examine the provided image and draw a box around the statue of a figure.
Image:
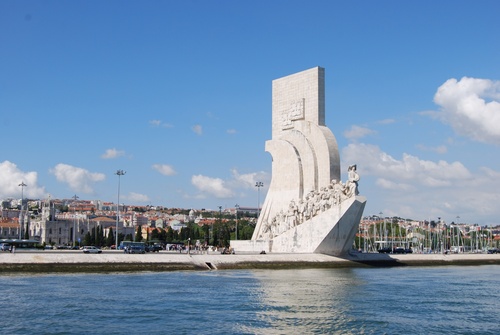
[347,164,360,195]
[286,200,298,228]
[297,199,305,224]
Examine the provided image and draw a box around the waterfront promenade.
[1,250,499,273]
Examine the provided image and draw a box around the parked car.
[146,245,162,252]
[82,246,102,254]
[126,245,145,254]
[392,247,413,254]
[0,243,11,251]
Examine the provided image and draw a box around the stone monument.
[231,67,366,256]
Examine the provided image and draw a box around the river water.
[0,265,498,335]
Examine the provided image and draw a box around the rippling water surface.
[0,265,498,334]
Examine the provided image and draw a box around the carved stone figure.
[347,164,360,195]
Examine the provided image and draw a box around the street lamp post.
[235,204,239,240]
[255,182,263,218]
[218,206,222,247]
[438,217,442,254]
[379,212,387,248]
[18,182,27,240]
[115,170,126,249]
[72,194,79,247]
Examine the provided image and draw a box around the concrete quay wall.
[1,251,499,273]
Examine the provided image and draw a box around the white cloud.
[343,143,471,187]
[343,125,376,140]
[227,129,237,134]
[191,174,234,198]
[188,169,269,201]
[0,161,46,199]
[124,192,150,203]
[150,120,173,128]
[433,77,500,145]
[341,143,500,223]
[152,164,177,176]
[50,163,105,194]
[377,119,396,125]
[229,169,269,189]
[375,178,414,191]
[101,148,125,159]
[416,144,447,154]
[192,124,203,135]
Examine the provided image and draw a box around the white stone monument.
[231,67,366,256]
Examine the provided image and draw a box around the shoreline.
[1,251,499,273]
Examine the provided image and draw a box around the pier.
[1,250,499,273]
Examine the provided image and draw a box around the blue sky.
[1,0,499,225]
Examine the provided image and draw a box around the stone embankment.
[1,250,499,273]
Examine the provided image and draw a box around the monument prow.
[231,67,366,256]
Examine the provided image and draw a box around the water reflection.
[238,268,363,334]
[1,267,498,335]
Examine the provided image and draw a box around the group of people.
[260,165,360,239]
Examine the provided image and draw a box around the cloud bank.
[342,143,500,222]
[191,175,234,198]
[433,77,500,145]
[344,125,376,140]
[190,169,269,200]
[152,164,177,176]
[50,163,105,194]
[0,161,46,199]
[101,148,125,159]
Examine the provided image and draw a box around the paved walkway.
[1,250,499,272]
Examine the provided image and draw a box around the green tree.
[166,227,174,242]
[90,226,96,245]
[98,225,104,246]
[24,222,30,239]
[159,228,167,242]
[106,227,115,247]
[173,229,180,242]
[95,226,101,246]
[135,225,143,242]
[83,231,91,246]
[201,224,210,243]
[150,228,160,241]
[180,227,191,240]
[235,219,255,240]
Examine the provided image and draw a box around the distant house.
[154,218,165,229]
[140,226,161,241]
[195,218,216,226]
[0,218,21,239]
[236,207,259,216]
[135,215,149,227]
[169,219,187,231]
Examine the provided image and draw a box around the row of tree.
[79,218,256,248]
